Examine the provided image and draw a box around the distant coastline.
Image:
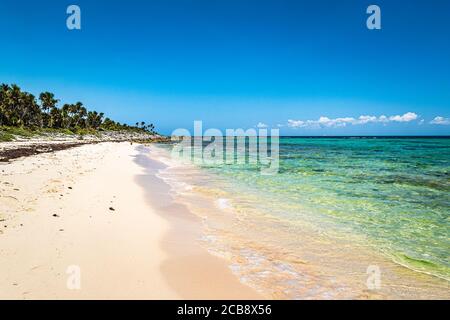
[0,83,159,143]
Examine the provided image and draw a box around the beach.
[0,142,260,299]
[1,0,449,304]
[1,139,449,300]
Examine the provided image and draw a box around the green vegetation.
[0,83,156,137]
[0,131,14,142]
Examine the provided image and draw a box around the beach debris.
[109,207,115,212]
[52,214,59,218]
[68,187,73,190]
[0,143,87,163]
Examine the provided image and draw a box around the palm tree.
[22,92,42,127]
[39,92,58,127]
[72,102,87,128]
[87,111,104,129]
[1,82,157,135]
[50,106,62,128]
[0,84,10,126]
[61,104,71,129]
[6,84,23,126]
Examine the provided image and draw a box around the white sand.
[0,142,260,299]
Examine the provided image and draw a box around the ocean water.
[153,137,450,298]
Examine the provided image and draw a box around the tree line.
[0,84,155,133]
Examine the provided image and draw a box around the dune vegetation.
[0,83,156,141]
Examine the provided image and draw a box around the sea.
[150,137,450,299]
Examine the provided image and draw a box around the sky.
[0,0,449,135]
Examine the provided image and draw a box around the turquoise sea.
[154,137,450,298]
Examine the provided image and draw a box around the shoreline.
[134,145,263,299]
[0,130,170,162]
[147,143,450,300]
[0,142,260,299]
[1,140,448,299]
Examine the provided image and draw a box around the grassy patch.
[0,131,14,142]
[1,126,36,141]
[0,126,35,137]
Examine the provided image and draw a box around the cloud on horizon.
[256,122,268,128]
[286,112,419,129]
[430,116,450,125]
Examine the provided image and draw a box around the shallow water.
[151,137,450,299]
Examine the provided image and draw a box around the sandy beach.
[0,142,261,299]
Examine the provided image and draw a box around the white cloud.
[287,119,305,128]
[388,112,418,122]
[317,116,356,127]
[378,115,389,123]
[430,116,450,125]
[357,115,378,124]
[287,112,419,129]
[256,122,268,128]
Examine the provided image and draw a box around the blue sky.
[0,0,449,135]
